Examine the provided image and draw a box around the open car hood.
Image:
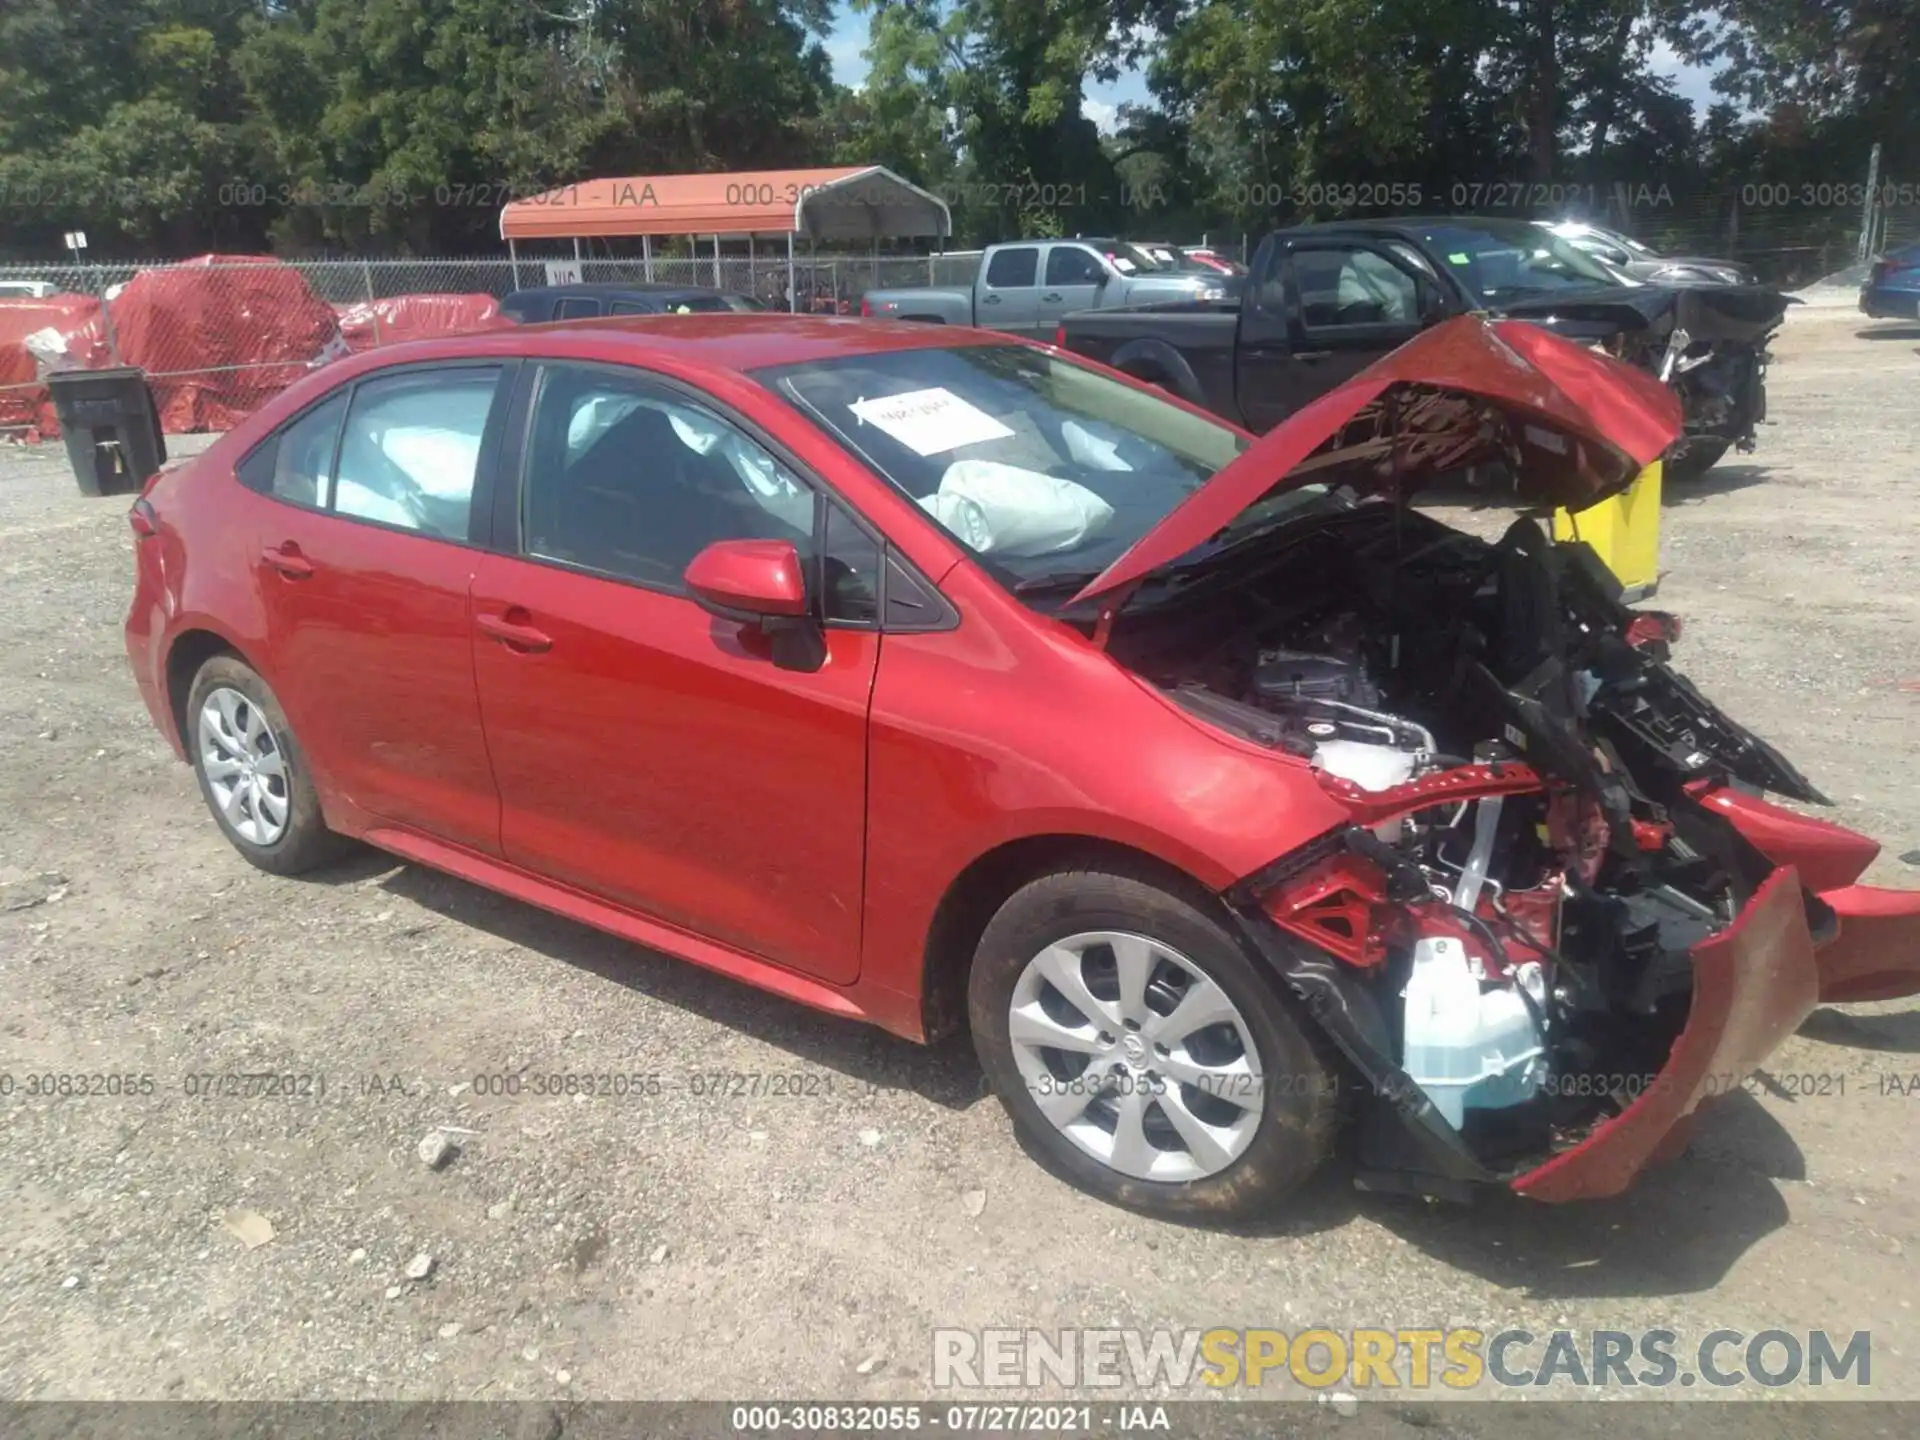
[1492,283,1795,337]
[1070,315,1684,608]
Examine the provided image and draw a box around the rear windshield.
[756,344,1259,593]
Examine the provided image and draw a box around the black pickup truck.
[1059,216,1792,477]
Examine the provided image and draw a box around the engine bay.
[1108,500,1817,1175]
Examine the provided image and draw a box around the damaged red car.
[124,312,1920,1219]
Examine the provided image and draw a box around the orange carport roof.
[498,166,952,242]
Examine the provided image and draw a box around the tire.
[1665,437,1731,480]
[185,654,351,875]
[968,865,1340,1220]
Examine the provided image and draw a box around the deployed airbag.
[918,459,1114,557]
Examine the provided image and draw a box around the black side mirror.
[1418,287,1448,326]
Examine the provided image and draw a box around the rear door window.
[331,367,502,540]
[984,248,1039,288]
[553,297,601,319]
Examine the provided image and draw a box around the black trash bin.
[46,366,167,497]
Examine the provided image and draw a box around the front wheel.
[968,866,1339,1220]
[1665,436,1732,480]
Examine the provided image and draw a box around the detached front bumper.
[1511,857,1920,1202]
[1512,866,1818,1201]
[1690,781,1920,1004]
[1808,885,1920,1002]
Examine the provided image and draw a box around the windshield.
[758,344,1294,595]
[1102,241,1167,274]
[1591,225,1658,259]
[1182,249,1247,275]
[1415,219,1622,302]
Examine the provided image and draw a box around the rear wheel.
[1665,436,1732,480]
[186,655,350,875]
[968,866,1339,1220]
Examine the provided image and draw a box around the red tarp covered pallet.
[333,292,509,352]
[1,256,345,440]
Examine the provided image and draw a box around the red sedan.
[125,313,1920,1219]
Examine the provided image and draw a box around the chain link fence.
[0,250,993,438]
[1,181,1905,440]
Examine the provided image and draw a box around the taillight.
[859,296,872,317]
[129,497,158,539]
[1053,324,1067,348]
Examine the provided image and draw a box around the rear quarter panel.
[125,346,412,758]
[126,454,277,756]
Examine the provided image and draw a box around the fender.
[1106,335,1210,408]
[140,604,264,756]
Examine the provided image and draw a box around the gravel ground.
[1,307,1917,1415]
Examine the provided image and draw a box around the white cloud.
[1084,99,1120,135]
[824,11,870,90]
[1648,36,1722,110]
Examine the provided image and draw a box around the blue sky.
[820,9,1721,131]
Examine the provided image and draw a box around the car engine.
[1111,501,1816,1174]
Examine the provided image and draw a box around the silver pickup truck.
[861,238,1235,336]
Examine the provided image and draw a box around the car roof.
[504,282,746,301]
[383,313,1013,373]
[1275,216,1541,236]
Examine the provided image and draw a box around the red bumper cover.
[1692,782,1920,1003]
[1810,885,1920,1003]
[1513,866,1818,1202]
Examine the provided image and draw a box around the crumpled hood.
[1070,314,1685,607]
[1494,283,1795,342]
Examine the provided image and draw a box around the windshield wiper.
[1012,569,1103,596]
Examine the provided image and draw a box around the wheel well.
[918,834,1217,1042]
[1120,360,1174,392]
[165,630,242,747]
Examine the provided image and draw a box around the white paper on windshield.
[849,387,1015,456]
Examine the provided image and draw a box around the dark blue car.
[1860,244,1920,319]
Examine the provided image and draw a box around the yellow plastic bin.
[1552,458,1662,601]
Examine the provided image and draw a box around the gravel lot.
[2,305,1917,1414]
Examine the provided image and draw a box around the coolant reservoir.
[1311,737,1418,792]
[1400,935,1546,1129]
